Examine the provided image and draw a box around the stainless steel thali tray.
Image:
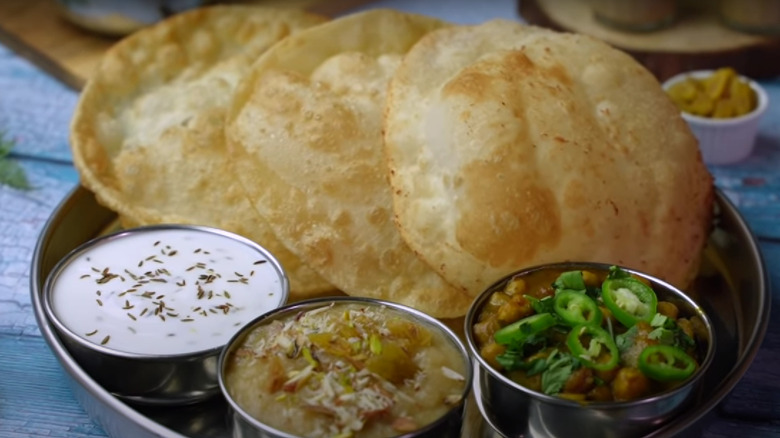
[31,185,770,438]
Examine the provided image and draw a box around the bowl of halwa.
[219,297,472,438]
[465,262,714,438]
[663,68,769,165]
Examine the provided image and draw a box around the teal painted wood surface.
[0,334,103,437]
[2,1,780,436]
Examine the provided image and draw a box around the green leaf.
[0,132,11,158]
[526,357,548,376]
[647,313,696,349]
[525,294,555,315]
[0,132,32,190]
[495,349,526,371]
[0,159,32,190]
[541,349,578,395]
[615,324,638,353]
[495,333,549,372]
[648,327,675,344]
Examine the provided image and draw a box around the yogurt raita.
[48,226,288,355]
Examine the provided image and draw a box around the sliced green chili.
[494,313,557,346]
[638,345,696,382]
[554,290,603,327]
[566,324,619,371]
[553,270,586,292]
[601,277,657,327]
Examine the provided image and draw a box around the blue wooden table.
[1,1,780,436]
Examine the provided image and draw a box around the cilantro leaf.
[648,326,675,344]
[677,330,695,349]
[616,324,638,353]
[497,347,580,395]
[495,348,526,371]
[495,333,549,371]
[525,294,555,314]
[526,357,548,376]
[646,312,696,349]
[541,349,579,395]
[496,349,549,374]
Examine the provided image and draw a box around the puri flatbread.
[226,9,474,318]
[384,20,713,294]
[70,6,335,298]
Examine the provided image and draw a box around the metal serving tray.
[31,185,770,438]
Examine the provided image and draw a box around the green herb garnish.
[525,294,555,315]
[647,312,695,349]
[540,349,579,395]
[0,131,31,190]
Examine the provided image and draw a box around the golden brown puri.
[226,9,475,318]
[70,5,336,298]
[384,20,713,296]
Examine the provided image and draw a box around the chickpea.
[587,385,613,402]
[611,367,651,401]
[510,292,532,307]
[509,370,542,393]
[527,285,555,300]
[488,292,511,307]
[677,318,694,340]
[480,342,507,370]
[504,277,527,296]
[657,301,680,320]
[582,270,600,287]
[496,293,533,325]
[472,317,501,345]
[564,367,595,394]
[690,316,710,343]
[558,393,587,402]
[496,301,522,325]
[595,367,620,384]
[620,321,657,368]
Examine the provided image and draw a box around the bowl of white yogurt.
[42,224,289,405]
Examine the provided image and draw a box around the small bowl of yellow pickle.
[663,68,769,165]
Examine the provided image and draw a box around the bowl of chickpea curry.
[465,262,714,438]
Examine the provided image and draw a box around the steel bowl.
[219,296,473,438]
[42,224,289,406]
[464,262,716,438]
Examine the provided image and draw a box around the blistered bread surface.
[227,9,475,318]
[70,6,334,297]
[384,20,713,294]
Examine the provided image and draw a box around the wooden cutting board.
[521,0,780,81]
[0,0,376,90]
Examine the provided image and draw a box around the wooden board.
[520,0,780,81]
[0,0,376,91]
